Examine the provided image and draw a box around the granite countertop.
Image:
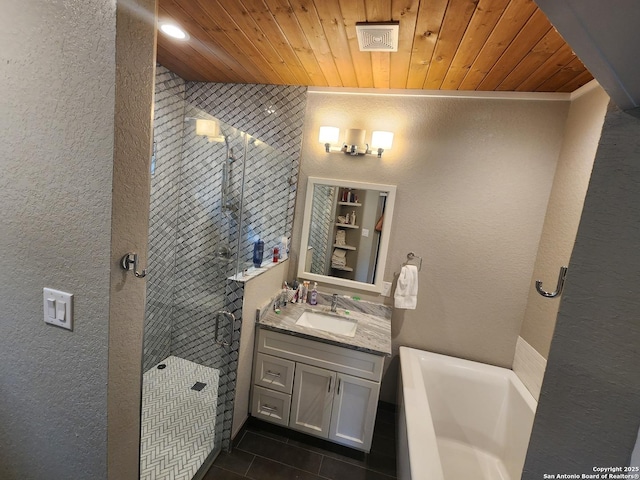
[257,292,392,356]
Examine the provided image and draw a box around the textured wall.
[233,261,288,438]
[519,84,609,358]
[0,0,115,478]
[522,103,640,477]
[290,92,570,403]
[107,0,156,478]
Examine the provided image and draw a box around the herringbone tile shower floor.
[140,356,220,480]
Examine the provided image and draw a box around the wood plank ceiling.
[156,0,593,92]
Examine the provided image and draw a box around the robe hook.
[121,253,147,278]
[535,266,568,298]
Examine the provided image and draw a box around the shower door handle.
[214,310,235,347]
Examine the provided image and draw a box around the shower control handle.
[214,310,235,347]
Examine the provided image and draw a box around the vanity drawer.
[257,328,384,382]
[254,353,295,394]
[252,386,291,427]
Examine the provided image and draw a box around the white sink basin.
[295,310,357,337]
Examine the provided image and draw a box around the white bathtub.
[397,346,537,480]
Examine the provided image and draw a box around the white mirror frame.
[298,177,396,293]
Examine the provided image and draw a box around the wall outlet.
[381,281,392,297]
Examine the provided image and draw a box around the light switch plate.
[381,281,392,297]
[43,288,73,330]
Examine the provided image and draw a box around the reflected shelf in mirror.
[298,177,397,294]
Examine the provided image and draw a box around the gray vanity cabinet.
[251,327,384,452]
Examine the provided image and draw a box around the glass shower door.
[140,100,245,478]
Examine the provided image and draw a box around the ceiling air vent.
[355,22,400,52]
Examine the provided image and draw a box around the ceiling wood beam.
[338,0,374,88]
[390,0,421,89]
[288,0,343,87]
[406,0,448,89]
[496,27,565,91]
[459,0,537,90]
[477,8,552,90]
[156,0,593,93]
[424,0,478,90]
[314,0,359,87]
[240,0,313,85]
[441,0,510,90]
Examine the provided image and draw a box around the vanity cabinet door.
[289,363,335,439]
[329,373,380,451]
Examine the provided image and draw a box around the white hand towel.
[394,265,419,309]
[631,425,640,469]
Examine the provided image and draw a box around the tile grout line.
[233,421,399,479]
[318,454,328,479]
[243,454,255,478]
[237,448,323,477]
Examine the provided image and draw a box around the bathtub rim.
[398,346,538,480]
[399,346,446,480]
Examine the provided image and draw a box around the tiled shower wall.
[309,185,336,275]
[186,82,308,236]
[144,67,307,447]
[143,66,185,372]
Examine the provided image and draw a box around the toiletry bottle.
[351,210,356,225]
[273,245,279,262]
[280,236,288,260]
[253,239,264,268]
[309,282,318,305]
[282,281,289,307]
[297,283,304,304]
[302,281,309,303]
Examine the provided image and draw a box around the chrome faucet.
[330,293,339,313]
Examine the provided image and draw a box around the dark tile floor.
[204,403,397,480]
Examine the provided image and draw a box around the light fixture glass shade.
[371,131,394,150]
[318,126,340,144]
[344,128,366,146]
[196,119,220,137]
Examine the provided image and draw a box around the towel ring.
[405,252,422,272]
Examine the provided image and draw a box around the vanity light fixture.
[319,126,340,153]
[344,128,367,155]
[371,131,394,158]
[318,126,394,158]
[159,22,189,41]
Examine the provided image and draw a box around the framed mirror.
[298,177,396,293]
